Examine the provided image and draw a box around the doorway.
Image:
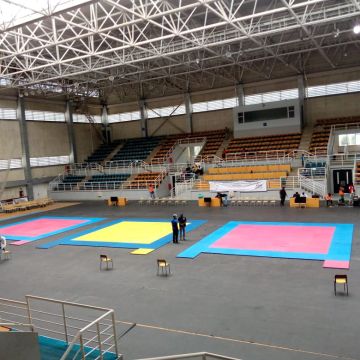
[333,169,352,193]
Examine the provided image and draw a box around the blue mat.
[39,335,118,360]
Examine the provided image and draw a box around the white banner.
[209,180,267,192]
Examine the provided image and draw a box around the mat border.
[177,221,353,266]
[0,216,104,241]
[38,218,206,250]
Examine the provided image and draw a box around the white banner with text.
[209,180,267,192]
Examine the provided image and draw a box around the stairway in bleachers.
[151,130,226,164]
[196,130,226,159]
[298,124,314,152]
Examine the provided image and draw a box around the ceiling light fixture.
[354,24,360,34]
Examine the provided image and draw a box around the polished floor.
[1,201,360,360]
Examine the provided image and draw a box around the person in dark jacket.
[171,214,179,243]
[178,214,187,241]
[279,187,287,206]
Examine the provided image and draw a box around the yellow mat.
[74,221,172,244]
[131,248,155,255]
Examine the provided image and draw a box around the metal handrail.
[60,310,115,360]
[0,295,124,360]
[225,150,293,162]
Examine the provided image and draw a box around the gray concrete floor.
[1,201,360,360]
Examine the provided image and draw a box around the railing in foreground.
[135,352,241,360]
[0,295,119,360]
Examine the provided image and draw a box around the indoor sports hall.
[0,1,360,360]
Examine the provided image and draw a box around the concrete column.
[101,104,111,143]
[17,95,34,200]
[65,100,78,163]
[139,99,148,137]
[184,93,193,133]
[298,74,305,103]
[298,74,306,127]
[236,83,245,107]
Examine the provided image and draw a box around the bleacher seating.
[225,133,301,156]
[124,172,166,189]
[57,175,85,190]
[85,140,123,163]
[196,130,226,160]
[299,160,326,177]
[309,116,360,154]
[61,175,85,183]
[111,137,162,163]
[151,130,226,164]
[80,174,130,190]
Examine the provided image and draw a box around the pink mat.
[10,240,29,246]
[211,224,335,254]
[323,260,350,269]
[0,218,87,238]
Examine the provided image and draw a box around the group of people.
[185,164,203,179]
[292,191,307,201]
[279,183,356,207]
[171,214,187,243]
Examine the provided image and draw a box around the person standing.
[148,183,155,200]
[339,186,345,205]
[178,214,187,241]
[171,214,179,244]
[348,183,355,205]
[0,235,6,255]
[279,187,287,206]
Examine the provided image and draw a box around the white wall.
[0,120,22,158]
[27,121,70,157]
[74,123,102,162]
[193,109,233,132]
[305,92,360,125]
[33,183,49,199]
[148,115,187,136]
[1,187,22,201]
[32,165,65,179]
[111,121,142,139]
